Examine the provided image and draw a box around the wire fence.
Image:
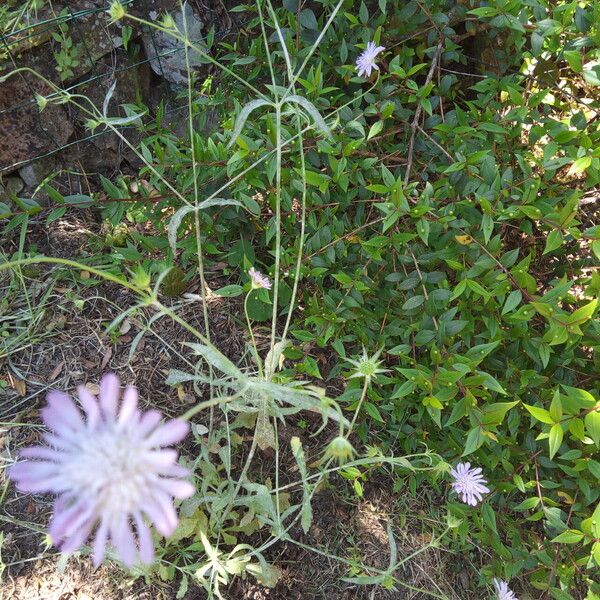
[0,0,210,176]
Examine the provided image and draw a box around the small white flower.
[355,41,385,77]
[248,267,272,290]
[494,578,519,600]
[450,461,490,506]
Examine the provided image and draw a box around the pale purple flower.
[248,267,272,290]
[8,373,193,568]
[355,41,385,77]
[494,579,519,600]
[450,461,490,506]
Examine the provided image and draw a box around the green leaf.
[564,50,582,73]
[468,7,498,17]
[168,200,242,254]
[479,122,508,134]
[549,389,562,423]
[285,95,332,140]
[551,529,584,544]
[481,213,494,244]
[514,497,539,511]
[214,284,244,297]
[367,120,384,140]
[588,459,600,480]
[585,411,600,447]
[99,174,123,199]
[465,341,500,364]
[543,230,563,255]
[549,423,563,459]
[524,404,554,425]
[364,401,385,423]
[416,218,429,245]
[466,279,491,299]
[482,401,519,426]
[567,156,592,176]
[303,169,331,190]
[583,61,600,86]
[291,437,312,533]
[185,343,242,379]
[402,295,424,310]
[502,290,522,315]
[227,98,273,148]
[450,279,468,300]
[481,503,497,534]
[298,8,318,29]
[513,474,526,493]
[462,427,484,456]
[64,194,94,207]
[566,299,597,326]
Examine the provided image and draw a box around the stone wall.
[0,0,209,195]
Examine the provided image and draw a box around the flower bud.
[324,436,355,465]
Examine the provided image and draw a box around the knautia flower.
[346,347,389,381]
[450,462,490,506]
[494,578,519,600]
[323,436,355,465]
[8,373,193,568]
[355,41,385,77]
[248,267,272,290]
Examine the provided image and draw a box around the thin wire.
[0,1,135,46]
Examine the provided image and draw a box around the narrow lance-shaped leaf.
[103,113,147,127]
[549,423,563,459]
[227,98,273,148]
[291,437,312,533]
[284,95,333,140]
[100,79,146,127]
[168,200,242,254]
[102,79,117,118]
[185,342,242,379]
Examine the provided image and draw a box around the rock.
[19,157,56,188]
[0,73,74,173]
[142,3,205,86]
[0,176,24,198]
[0,0,207,175]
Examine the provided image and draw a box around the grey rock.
[19,157,55,188]
[142,3,205,86]
[0,176,24,197]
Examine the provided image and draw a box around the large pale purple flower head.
[8,373,193,568]
[355,41,385,78]
[494,579,519,600]
[450,461,490,506]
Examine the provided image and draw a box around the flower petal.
[157,478,195,499]
[41,405,81,439]
[143,493,178,537]
[111,515,137,567]
[133,511,154,565]
[77,385,101,431]
[10,460,59,481]
[92,518,109,568]
[19,446,63,461]
[60,519,94,554]
[99,373,120,421]
[118,386,138,429]
[136,410,162,438]
[144,420,189,447]
[46,391,83,430]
